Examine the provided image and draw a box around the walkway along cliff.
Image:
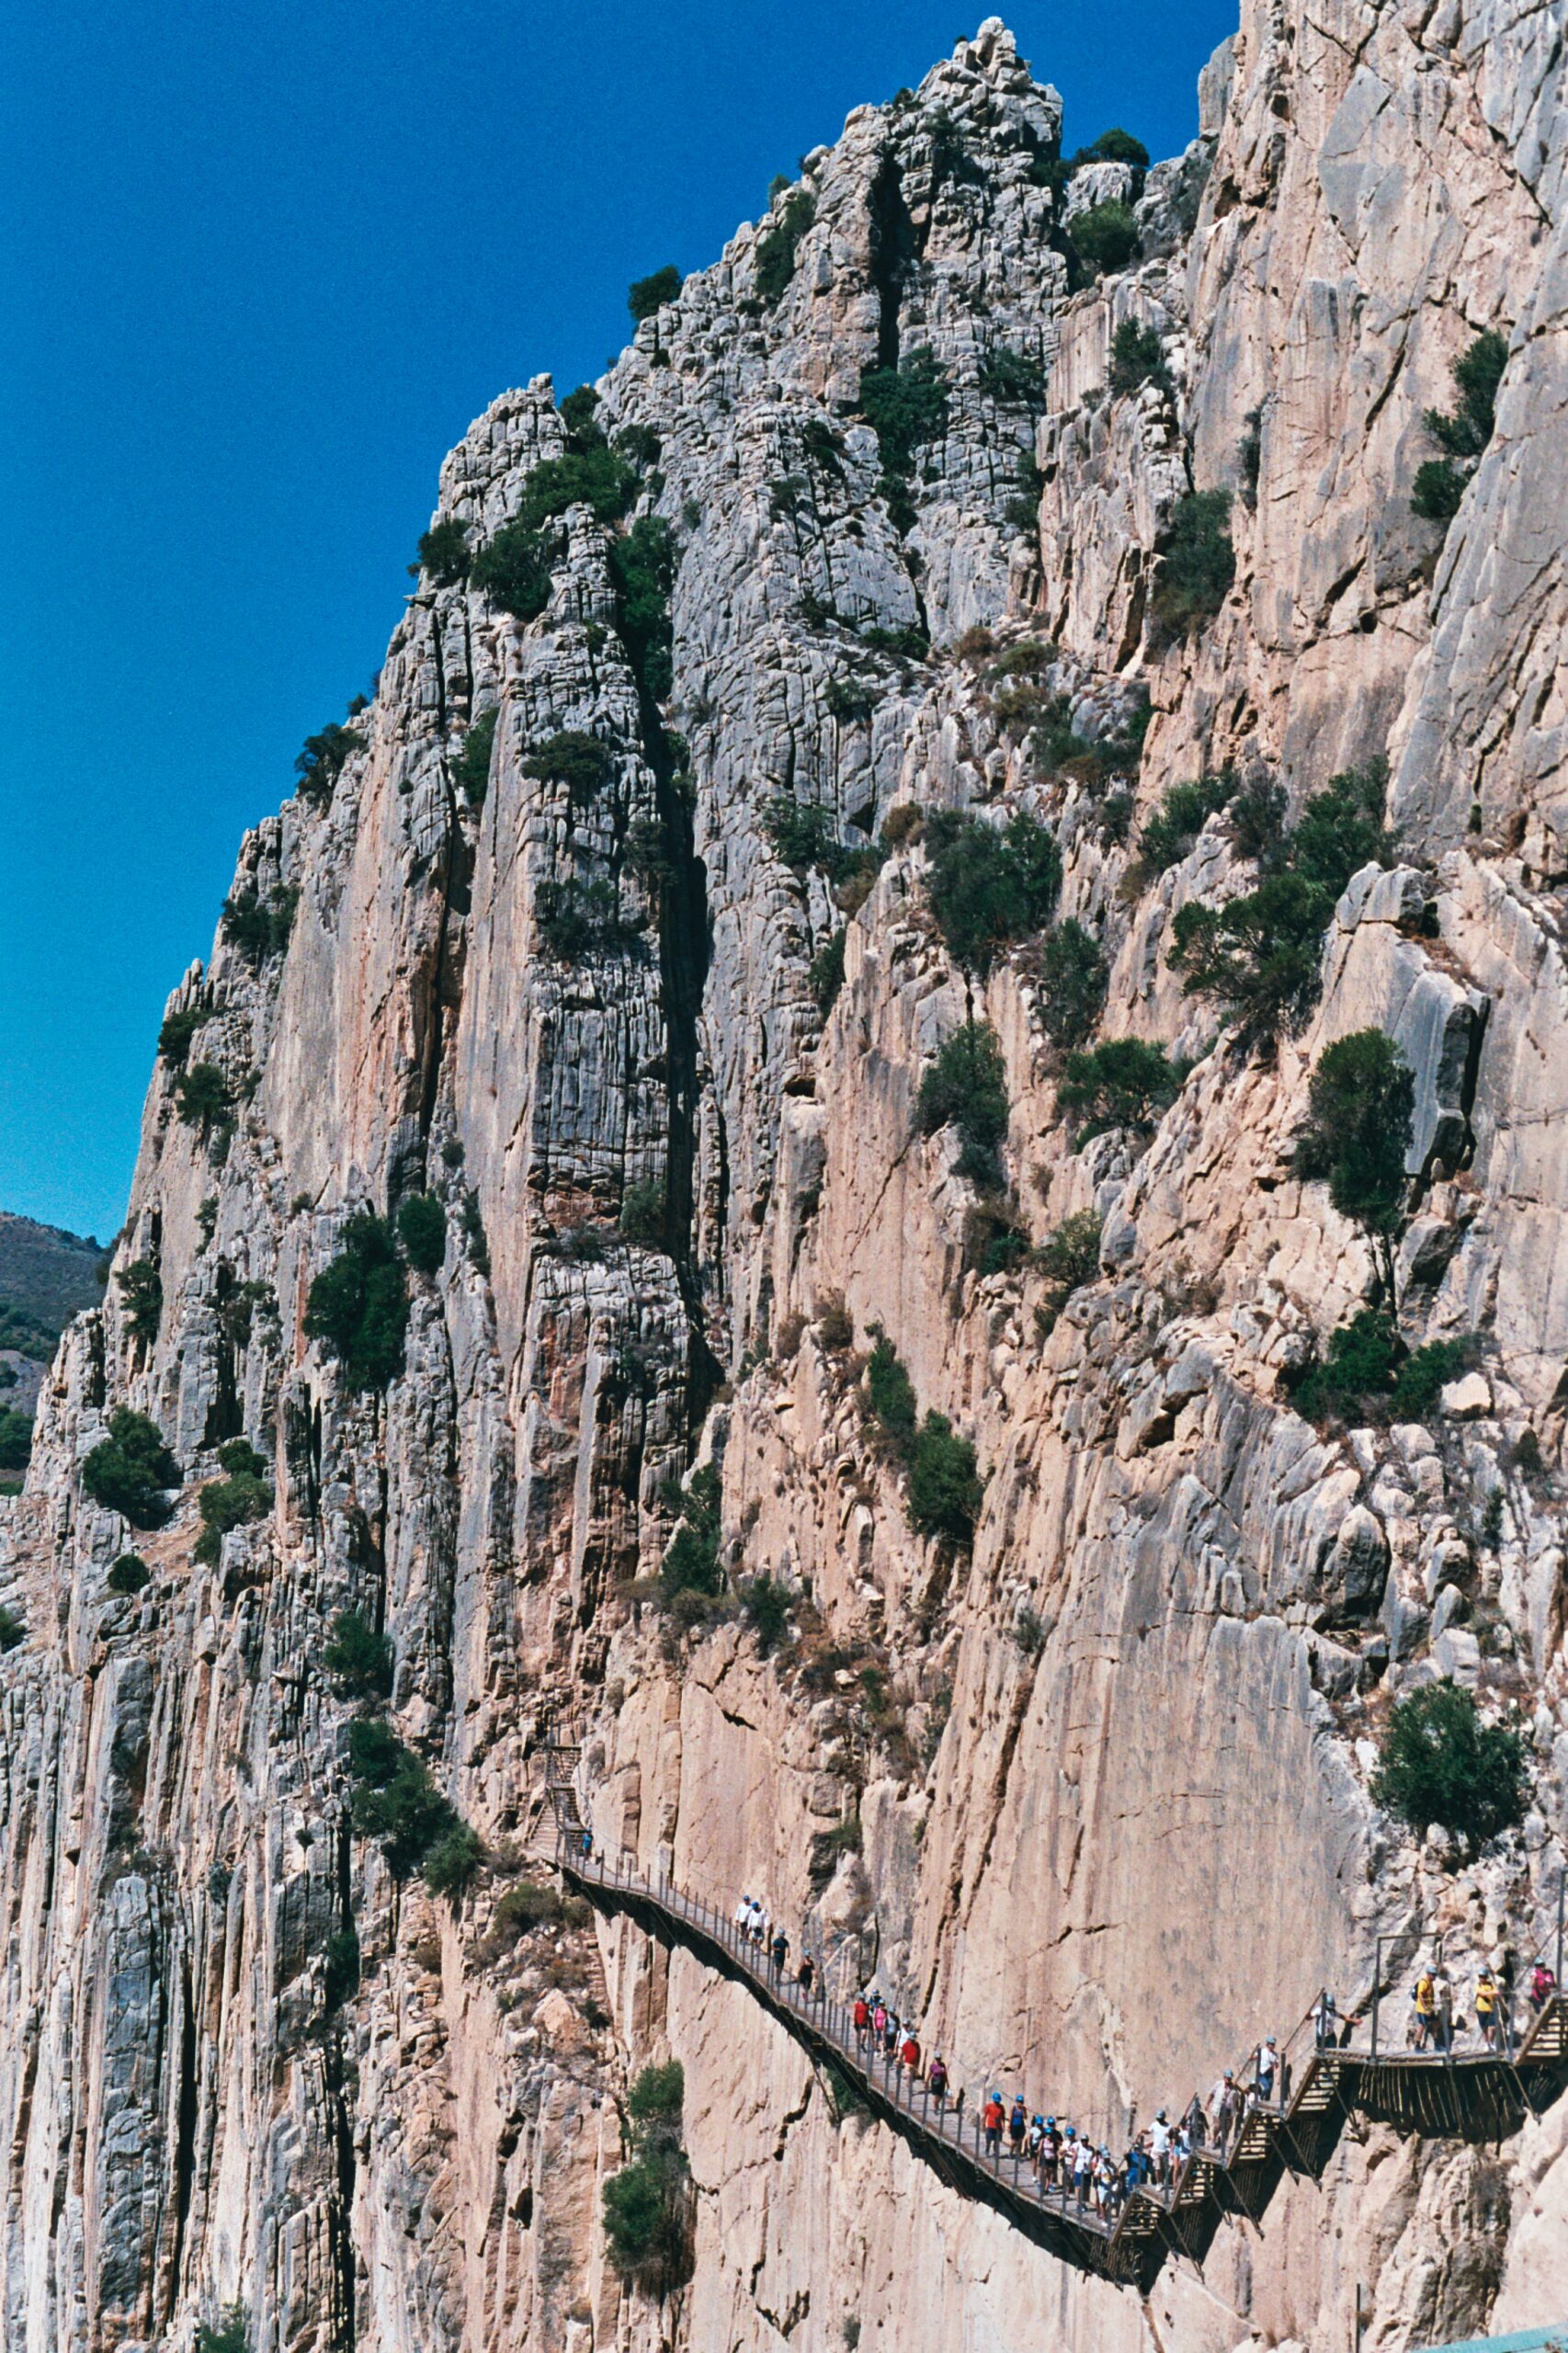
[3,7,1568,2353]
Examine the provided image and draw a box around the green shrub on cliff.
[1149,491,1234,638]
[1413,330,1507,527]
[304,1213,408,1390]
[82,1406,180,1529]
[916,1020,1010,1182]
[1371,1680,1527,1854]
[603,2063,694,2294]
[628,265,682,322]
[470,520,554,621]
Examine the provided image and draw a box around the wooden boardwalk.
[540,1731,1568,2293]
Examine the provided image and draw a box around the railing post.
[1558,1874,1565,1995]
[1371,1936,1382,2062]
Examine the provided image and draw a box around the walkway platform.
[539,1729,1568,2294]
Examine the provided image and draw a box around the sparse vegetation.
[1413,330,1507,526]
[0,1406,33,1472]
[107,1552,151,1595]
[535,878,631,961]
[1294,1029,1414,1294]
[923,810,1062,972]
[415,517,470,585]
[659,1464,722,1602]
[603,2061,693,2295]
[1033,1210,1104,1335]
[1033,919,1108,1051]
[116,1258,163,1345]
[194,1441,272,1567]
[157,1002,207,1065]
[1169,763,1396,1037]
[304,1212,409,1390]
[916,1020,1010,1183]
[1137,772,1233,877]
[608,516,676,699]
[222,881,301,963]
[470,520,554,621]
[324,1608,393,1697]
[741,1574,791,1654]
[1069,200,1140,277]
[907,1413,983,1544]
[979,347,1048,406]
[196,2307,250,2353]
[1291,1309,1471,1425]
[1150,490,1235,637]
[859,348,949,531]
[628,265,682,322]
[810,927,847,1016]
[453,709,498,807]
[175,1062,233,1138]
[863,1331,982,1548]
[0,1605,23,1650]
[82,1406,180,1528]
[1371,1679,1527,1855]
[619,1177,666,1249]
[517,442,636,532]
[1057,1040,1183,1146]
[1108,319,1168,397]
[396,1192,447,1275]
[754,190,816,304]
[1166,873,1323,1039]
[347,1718,480,1891]
[294,722,365,807]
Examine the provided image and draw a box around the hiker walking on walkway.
[853,1994,870,2048]
[983,2092,1004,2157]
[1433,1965,1454,2056]
[770,1927,790,1977]
[1414,1968,1436,2052]
[1314,1989,1338,2050]
[797,1953,815,1998]
[1007,2096,1027,2157]
[1530,1959,1558,2014]
[1476,1963,1502,2052]
[926,2055,949,2108]
[901,2028,922,2078]
[1256,2037,1279,2103]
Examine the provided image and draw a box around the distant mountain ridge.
[0,1210,107,1358]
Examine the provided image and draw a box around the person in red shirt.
[900,2030,921,2075]
[853,1995,870,2048]
[983,2094,1005,2156]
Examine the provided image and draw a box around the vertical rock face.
[3,12,1567,2352]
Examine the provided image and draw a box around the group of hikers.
[1401,1952,1557,2055]
[722,1887,1560,2225]
[733,1893,820,1998]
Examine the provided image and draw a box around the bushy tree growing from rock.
[917,1020,1010,1182]
[1371,1680,1527,1855]
[1294,1028,1414,1297]
[304,1213,408,1390]
[82,1406,180,1528]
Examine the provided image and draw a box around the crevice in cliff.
[868,149,915,368]
[165,1956,199,2325]
[325,1812,359,2351]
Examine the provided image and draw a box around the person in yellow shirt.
[1414,1970,1436,2051]
[1474,1964,1501,2052]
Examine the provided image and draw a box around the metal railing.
[533,1731,1568,2284]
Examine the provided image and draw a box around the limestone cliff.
[4,10,1567,2353]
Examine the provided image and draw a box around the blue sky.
[1,0,1234,1243]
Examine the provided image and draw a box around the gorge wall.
[4,6,1567,2351]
